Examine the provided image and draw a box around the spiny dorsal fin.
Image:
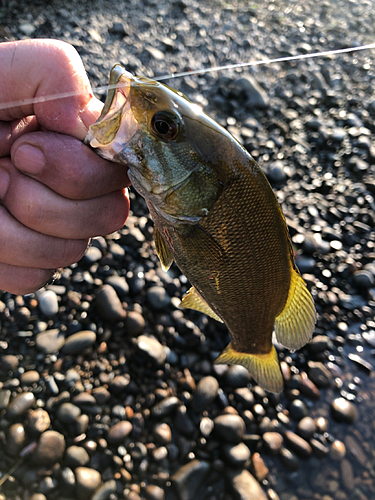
[154,226,174,272]
[274,268,316,350]
[179,286,223,323]
[214,343,284,394]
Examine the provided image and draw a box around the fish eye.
[151,111,180,141]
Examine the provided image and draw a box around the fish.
[85,64,316,393]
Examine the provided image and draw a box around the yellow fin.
[214,343,283,393]
[275,268,316,350]
[179,287,223,323]
[154,226,174,271]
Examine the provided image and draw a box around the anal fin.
[275,268,316,350]
[179,287,223,323]
[214,343,283,393]
[154,226,174,272]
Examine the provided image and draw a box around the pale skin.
[0,39,130,295]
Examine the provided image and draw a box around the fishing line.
[0,42,374,111]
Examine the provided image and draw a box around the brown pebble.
[341,459,355,491]
[251,452,269,481]
[330,440,346,460]
[6,423,26,456]
[27,408,51,435]
[107,420,133,445]
[20,370,40,385]
[153,423,172,444]
[33,430,65,466]
[263,432,284,455]
[75,467,102,500]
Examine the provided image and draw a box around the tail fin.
[275,268,316,350]
[214,343,283,393]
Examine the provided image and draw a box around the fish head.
[86,65,232,224]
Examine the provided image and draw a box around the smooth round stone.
[234,387,255,407]
[296,417,317,440]
[251,452,269,481]
[151,397,180,418]
[27,408,51,435]
[307,335,333,353]
[341,459,355,491]
[307,361,332,388]
[38,290,59,316]
[267,161,286,183]
[72,392,97,407]
[60,466,76,493]
[109,374,131,394]
[330,440,346,460]
[30,495,47,500]
[224,365,252,388]
[0,389,11,410]
[153,423,172,444]
[315,416,328,433]
[20,370,40,385]
[310,439,329,457]
[144,484,165,500]
[91,480,116,500]
[192,376,219,412]
[136,335,166,366]
[214,414,245,443]
[262,432,284,455]
[6,423,26,455]
[33,430,65,466]
[64,445,90,468]
[35,329,65,354]
[353,270,374,289]
[284,431,312,458]
[107,421,133,444]
[125,311,145,336]
[105,275,129,298]
[227,469,268,500]
[62,331,96,355]
[223,442,251,466]
[82,246,102,264]
[331,398,356,423]
[279,447,300,471]
[95,285,126,322]
[146,286,171,310]
[92,387,111,405]
[108,242,125,259]
[57,403,81,424]
[7,391,35,419]
[75,467,101,500]
[130,441,147,460]
[1,354,19,371]
[288,399,308,420]
[170,460,210,499]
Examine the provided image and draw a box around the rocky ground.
[0,0,375,499]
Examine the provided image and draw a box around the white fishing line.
[0,42,374,111]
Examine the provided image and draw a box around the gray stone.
[223,442,251,467]
[109,374,131,393]
[279,447,300,471]
[57,403,81,424]
[105,275,129,297]
[262,432,284,455]
[62,331,96,355]
[7,392,35,419]
[144,484,165,500]
[0,389,11,410]
[224,365,252,388]
[307,361,332,388]
[226,469,268,500]
[33,430,65,466]
[35,329,65,354]
[65,445,90,468]
[233,75,269,109]
[6,423,26,456]
[192,376,219,412]
[27,408,51,435]
[296,417,317,440]
[136,335,166,366]
[147,286,171,310]
[96,285,126,322]
[353,270,375,288]
[151,396,180,418]
[91,480,116,500]
[284,431,312,458]
[75,467,101,500]
[170,459,210,500]
[125,311,145,336]
[153,423,172,444]
[331,398,356,424]
[1,354,19,371]
[214,414,245,443]
[107,421,133,444]
[38,290,59,316]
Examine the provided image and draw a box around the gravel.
[1,0,375,499]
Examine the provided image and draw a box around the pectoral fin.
[179,287,223,323]
[275,268,316,350]
[214,343,284,393]
[154,227,174,271]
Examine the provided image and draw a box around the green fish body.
[85,65,316,393]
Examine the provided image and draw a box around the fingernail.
[14,144,45,175]
[0,167,10,199]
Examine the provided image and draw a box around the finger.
[0,262,54,295]
[0,39,102,139]
[0,116,39,157]
[0,158,129,239]
[11,131,130,199]
[0,204,88,269]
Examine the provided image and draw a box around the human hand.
[0,39,130,295]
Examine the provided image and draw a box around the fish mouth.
[84,65,139,159]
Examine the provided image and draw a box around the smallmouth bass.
[85,65,316,393]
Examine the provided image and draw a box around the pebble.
[33,430,66,466]
[227,469,268,500]
[75,467,102,500]
[232,75,269,109]
[105,274,129,297]
[91,480,117,500]
[307,361,332,387]
[27,408,51,435]
[146,286,171,310]
[224,365,252,387]
[214,414,245,443]
[20,370,40,385]
[125,310,145,336]
[38,290,59,316]
[1,354,19,371]
[223,442,251,467]
[0,389,11,410]
[109,374,131,393]
[65,445,90,467]
[192,375,219,412]
[353,270,374,288]
[288,399,308,420]
[151,396,180,418]
[251,452,269,481]
[331,398,357,423]
[341,459,355,491]
[284,431,312,458]
[144,484,165,500]
[57,402,81,424]
[262,432,284,455]
[153,422,172,444]
[279,447,300,471]
[7,391,36,419]
[267,161,287,183]
[81,246,102,265]
[95,284,126,322]
[6,422,26,455]
[170,460,210,499]
[107,420,133,444]
[296,416,317,440]
[136,335,166,366]
[310,438,329,457]
[35,328,65,353]
[62,330,96,355]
